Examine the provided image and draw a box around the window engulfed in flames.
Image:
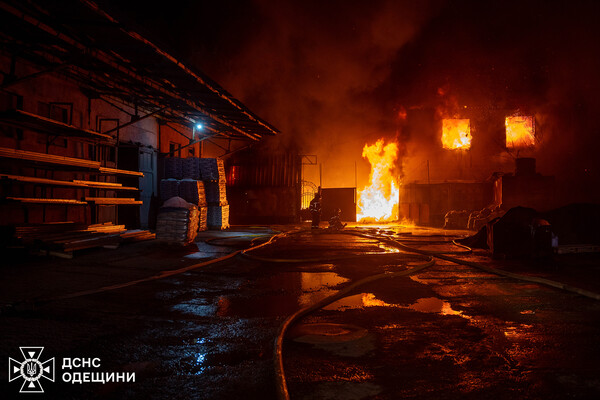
[357,139,399,223]
[505,116,535,148]
[442,119,471,149]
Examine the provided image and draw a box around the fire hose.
[238,228,600,400]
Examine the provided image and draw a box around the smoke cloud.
[187,0,443,188]
[105,0,600,204]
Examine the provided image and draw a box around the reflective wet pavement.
[1,225,600,399]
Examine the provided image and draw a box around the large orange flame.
[357,139,399,222]
[505,116,535,148]
[442,119,471,149]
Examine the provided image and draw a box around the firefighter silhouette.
[328,208,347,230]
[309,193,321,229]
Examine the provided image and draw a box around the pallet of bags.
[164,157,183,179]
[208,203,230,230]
[204,181,227,204]
[179,179,207,206]
[156,197,199,245]
[182,157,201,180]
[159,179,180,202]
[198,206,208,232]
[198,158,226,182]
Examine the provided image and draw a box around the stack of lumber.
[0,147,143,177]
[0,147,101,169]
[120,229,156,243]
[0,174,137,191]
[11,221,154,255]
[7,197,87,205]
[85,197,142,205]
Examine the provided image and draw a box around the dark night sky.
[100,0,600,200]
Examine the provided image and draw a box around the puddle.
[324,293,470,320]
[409,275,430,285]
[503,324,533,339]
[184,242,234,259]
[172,300,217,317]
[377,243,401,253]
[217,271,350,317]
[409,297,468,318]
[299,272,349,307]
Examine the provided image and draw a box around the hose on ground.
[11,229,290,309]
[273,252,435,400]
[267,227,600,400]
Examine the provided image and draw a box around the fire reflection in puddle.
[324,293,470,320]
[503,324,533,339]
[299,272,349,307]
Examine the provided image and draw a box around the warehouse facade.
[0,0,286,235]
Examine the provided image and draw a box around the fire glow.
[505,116,535,148]
[442,119,471,149]
[357,139,399,223]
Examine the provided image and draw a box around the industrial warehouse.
[1,1,600,399]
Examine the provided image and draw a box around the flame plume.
[506,116,535,148]
[357,139,399,222]
[442,119,471,149]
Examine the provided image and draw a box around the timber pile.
[0,146,101,169]
[85,197,143,205]
[7,197,88,205]
[0,147,143,177]
[11,221,154,255]
[1,174,137,191]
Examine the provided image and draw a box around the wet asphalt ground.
[1,224,600,399]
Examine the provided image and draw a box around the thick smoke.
[105,0,600,204]
[188,0,443,188]
[383,0,600,204]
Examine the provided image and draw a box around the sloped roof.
[0,0,279,141]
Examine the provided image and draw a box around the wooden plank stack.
[11,221,154,256]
